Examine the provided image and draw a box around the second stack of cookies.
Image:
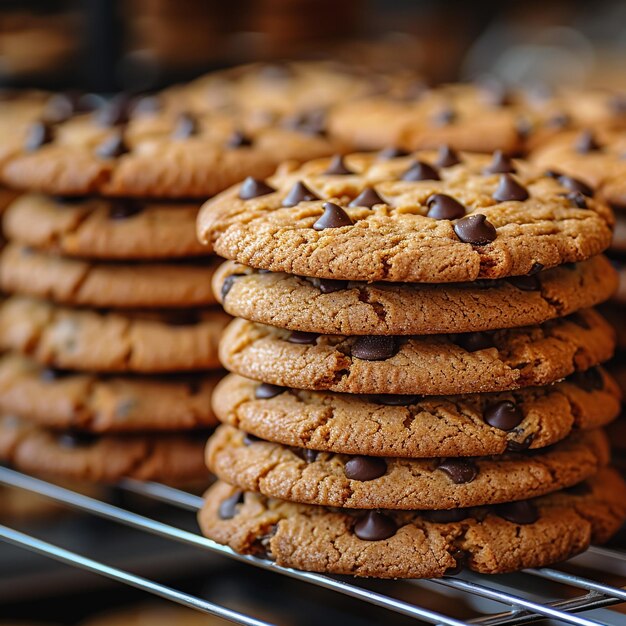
[197,147,626,578]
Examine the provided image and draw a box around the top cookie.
[198,150,614,283]
[532,129,626,210]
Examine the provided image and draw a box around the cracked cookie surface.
[212,373,621,457]
[198,151,614,283]
[0,243,219,308]
[214,256,617,335]
[219,311,615,395]
[198,468,626,578]
[0,297,228,373]
[207,425,609,509]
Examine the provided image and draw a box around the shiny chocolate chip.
[529,262,544,275]
[371,394,420,406]
[287,331,319,345]
[282,181,319,207]
[378,146,409,160]
[493,174,529,202]
[571,367,604,392]
[557,175,593,197]
[344,456,387,481]
[95,95,131,127]
[563,191,587,208]
[40,368,71,382]
[313,202,353,230]
[454,214,497,245]
[494,500,539,525]
[401,160,440,182]
[455,331,495,352]
[239,177,276,200]
[351,336,399,361]
[436,459,478,484]
[24,121,54,151]
[218,490,244,520]
[95,131,128,158]
[58,431,98,449]
[108,199,143,220]
[316,278,348,293]
[507,274,540,291]
[349,187,384,209]
[243,433,263,446]
[294,447,319,463]
[506,434,534,452]
[484,150,516,174]
[220,273,245,300]
[172,112,199,139]
[226,130,253,148]
[435,145,461,168]
[255,383,286,399]
[426,194,466,220]
[484,400,524,431]
[354,511,397,541]
[575,130,601,153]
[323,155,353,175]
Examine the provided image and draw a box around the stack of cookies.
[196,148,626,578]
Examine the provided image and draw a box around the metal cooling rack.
[2,465,626,626]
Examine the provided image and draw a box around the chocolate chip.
[351,336,399,361]
[108,199,143,220]
[507,274,540,291]
[494,500,539,525]
[484,400,524,431]
[316,278,348,293]
[557,175,593,197]
[371,394,421,406]
[131,94,161,115]
[344,456,387,481]
[378,146,409,160]
[287,331,319,344]
[563,191,587,209]
[243,433,262,446]
[426,194,466,220]
[294,447,319,463]
[571,367,604,392]
[435,145,461,168]
[432,106,456,126]
[172,112,199,139]
[575,130,601,153]
[484,150,516,174]
[349,187,384,209]
[226,130,253,148]
[436,459,478,484]
[283,110,327,136]
[354,511,397,541]
[455,331,495,352]
[43,92,81,123]
[493,174,529,202]
[282,181,319,207]
[218,490,244,520]
[239,177,276,200]
[95,131,128,158]
[422,508,469,523]
[529,262,544,275]
[454,214,497,245]
[313,202,353,230]
[255,383,286,399]
[58,431,98,449]
[24,121,54,151]
[323,155,353,175]
[565,481,592,496]
[96,95,131,127]
[401,160,440,182]
[40,367,71,381]
[445,548,467,576]
[545,112,571,129]
[506,434,534,452]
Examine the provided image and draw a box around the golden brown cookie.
[212,371,621,457]
[3,194,208,259]
[214,256,617,335]
[218,311,615,395]
[198,151,614,283]
[0,353,220,432]
[0,296,228,373]
[0,415,209,483]
[0,243,219,309]
[198,469,626,578]
[207,425,610,509]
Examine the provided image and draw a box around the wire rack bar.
[0,524,273,626]
[1,467,626,626]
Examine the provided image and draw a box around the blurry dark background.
[1,0,625,93]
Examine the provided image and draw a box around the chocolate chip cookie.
[218,311,615,395]
[212,372,621,457]
[214,256,617,335]
[198,468,626,578]
[198,150,614,283]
